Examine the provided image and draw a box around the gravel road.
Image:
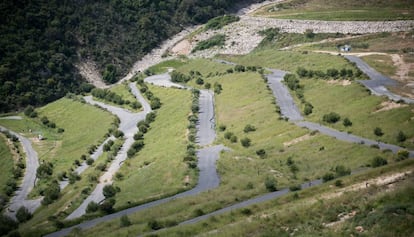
[345,55,414,104]
[0,126,42,219]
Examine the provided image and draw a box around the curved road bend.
[265,69,413,156]
[345,55,414,104]
[47,75,225,236]
[0,126,42,218]
[66,83,151,220]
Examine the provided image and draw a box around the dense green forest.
[0,0,262,112]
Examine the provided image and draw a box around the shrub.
[148,219,163,230]
[86,158,94,165]
[103,184,117,198]
[289,185,302,191]
[224,131,233,139]
[396,131,406,142]
[343,117,352,127]
[304,103,313,115]
[218,124,226,131]
[371,156,388,167]
[230,135,238,143]
[243,124,256,133]
[256,149,266,158]
[335,180,344,187]
[374,127,384,137]
[195,78,204,85]
[240,137,251,147]
[265,176,277,192]
[322,172,335,182]
[68,172,81,184]
[42,181,60,205]
[100,198,115,214]
[36,162,53,179]
[86,201,99,213]
[322,112,341,123]
[396,150,409,161]
[16,206,32,223]
[334,165,351,177]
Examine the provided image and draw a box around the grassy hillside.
[0,134,14,197]
[157,160,414,236]
[114,85,192,209]
[301,80,414,148]
[254,0,414,21]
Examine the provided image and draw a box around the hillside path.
[345,55,414,104]
[0,126,42,219]
[66,83,151,220]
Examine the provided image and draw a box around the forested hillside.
[0,0,262,112]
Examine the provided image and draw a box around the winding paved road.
[47,73,225,236]
[66,83,151,220]
[265,69,414,157]
[0,126,42,219]
[345,55,414,104]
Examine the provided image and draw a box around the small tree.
[343,117,352,127]
[374,127,384,137]
[243,124,256,133]
[371,156,388,167]
[396,131,406,142]
[264,176,277,191]
[396,150,409,161]
[241,137,251,147]
[322,172,335,182]
[103,184,117,198]
[16,206,32,223]
[86,201,99,213]
[322,112,341,123]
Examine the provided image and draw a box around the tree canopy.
[0,0,263,112]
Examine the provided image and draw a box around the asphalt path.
[0,126,42,219]
[46,74,225,236]
[66,83,151,220]
[266,69,303,121]
[345,55,414,104]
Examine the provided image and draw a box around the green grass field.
[147,58,189,74]
[301,79,414,148]
[0,134,14,197]
[254,0,414,21]
[221,50,354,72]
[362,54,397,79]
[113,85,193,209]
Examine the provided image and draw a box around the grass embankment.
[0,134,14,197]
[4,98,114,236]
[157,159,414,237]
[92,82,143,112]
[362,54,397,78]
[253,0,414,21]
[301,79,414,148]
[221,50,354,72]
[147,58,189,74]
[113,85,192,209]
